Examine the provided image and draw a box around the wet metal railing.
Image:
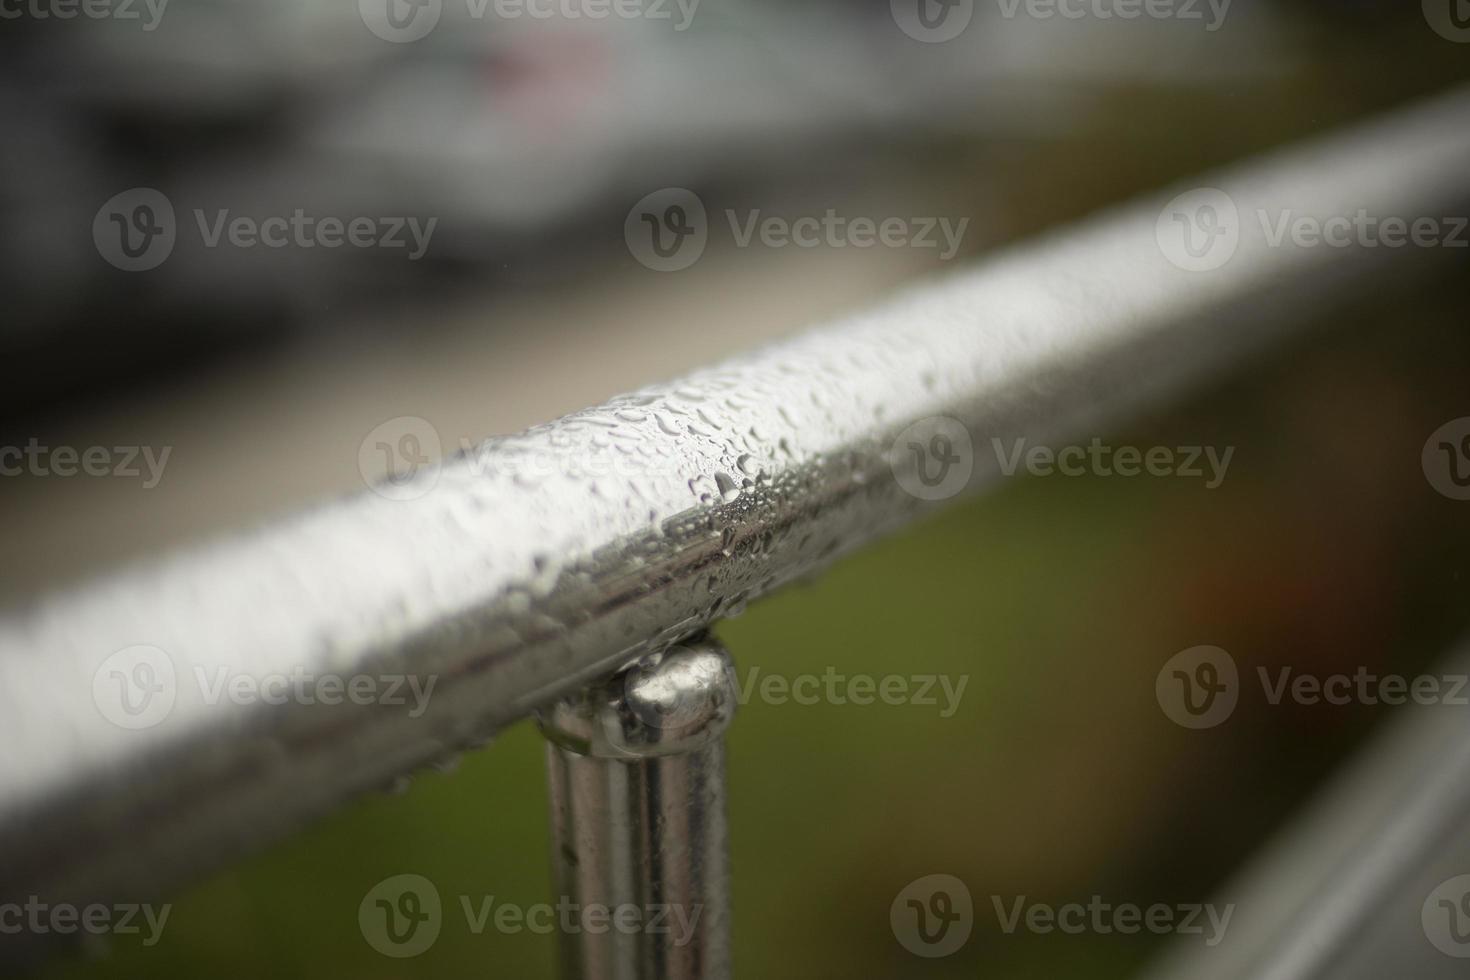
[2,84,1469,975]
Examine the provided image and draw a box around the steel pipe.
[1,85,1468,956]
[538,635,735,980]
[1140,645,1470,980]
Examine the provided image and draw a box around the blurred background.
[3,0,1470,976]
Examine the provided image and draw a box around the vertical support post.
[537,635,736,980]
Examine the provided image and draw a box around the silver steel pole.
[1140,645,1470,980]
[2,86,1468,944]
[537,635,736,980]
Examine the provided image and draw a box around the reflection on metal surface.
[539,635,735,980]
[1141,648,1470,980]
[0,86,1468,958]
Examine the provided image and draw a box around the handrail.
[1141,645,1470,980]
[2,85,1468,943]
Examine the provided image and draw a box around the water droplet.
[714,472,740,503]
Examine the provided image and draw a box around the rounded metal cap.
[538,635,737,760]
